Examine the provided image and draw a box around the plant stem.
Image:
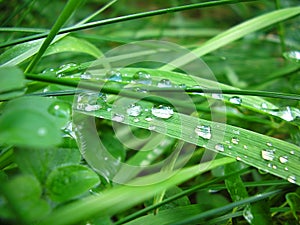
[275,0,287,53]
[0,0,258,48]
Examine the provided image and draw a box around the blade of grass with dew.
[25,0,83,73]
[39,157,235,225]
[160,6,300,71]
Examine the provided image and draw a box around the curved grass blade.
[160,6,300,70]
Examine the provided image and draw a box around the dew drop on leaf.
[157,79,172,88]
[194,125,211,140]
[279,156,288,164]
[126,103,142,117]
[80,72,92,80]
[231,137,239,145]
[56,63,77,76]
[112,113,125,122]
[106,70,122,82]
[148,125,156,131]
[151,105,174,119]
[133,71,152,85]
[287,175,297,184]
[48,101,71,118]
[283,50,300,62]
[266,142,273,147]
[215,143,224,152]
[261,149,275,161]
[229,96,242,105]
[37,127,47,136]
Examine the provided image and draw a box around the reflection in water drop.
[229,96,242,105]
[48,101,71,118]
[157,79,172,88]
[151,105,174,119]
[194,125,211,140]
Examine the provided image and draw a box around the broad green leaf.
[0,109,61,148]
[0,175,50,223]
[46,164,100,202]
[40,157,235,225]
[0,67,25,100]
[160,6,300,70]
[45,36,102,58]
[14,147,81,184]
[0,96,70,148]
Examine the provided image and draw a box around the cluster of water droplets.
[76,92,107,112]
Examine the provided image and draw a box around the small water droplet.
[133,118,139,122]
[48,101,71,118]
[76,92,104,112]
[157,79,172,88]
[266,142,272,147]
[215,143,224,152]
[178,84,186,89]
[285,167,289,171]
[80,72,92,79]
[283,50,300,62]
[151,105,174,119]
[261,102,268,109]
[233,130,240,135]
[279,156,288,164]
[42,68,57,75]
[106,70,122,82]
[37,127,47,136]
[57,63,77,76]
[261,149,275,161]
[236,156,242,161]
[194,125,211,140]
[133,71,152,85]
[127,103,142,117]
[140,160,150,166]
[229,96,242,105]
[212,93,223,100]
[148,125,156,131]
[231,137,239,145]
[104,157,108,161]
[290,150,295,155]
[287,175,297,184]
[112,113,125,122]
[145,116,153,122]
[243,145,248,150]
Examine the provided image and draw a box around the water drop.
[127,103,142,117]
[157,79,172,88]
[42,68,57,76]
[236,156,242,161]
[261,149,275,161]
[229,96,242,105]
[80,72,92,80]
[76,92,104,112]
[243,145,248,150]
[148,125,156,131]
[133,118,139,123]
[140,160,150,166]
[285,167,289,171]
[151,105,174,119]
[57,63,77,76]
[215,143,224,152]
[48,101,71,118]
[279,156,288,164]
[231,137,239,145]
[145,116,153,122]
[194,125,211,140]
[178,84,187,89]
[106,70,122,82]
[290,150,295,155]
[133,71,152,85]
[233,130,240,135]
[112,113,125,122]
[37,127,47,136]
[266,142,272,147]
[283,50,300,62]
[212,93,223,100]
[287,175,297,184]
[261,102,268,109]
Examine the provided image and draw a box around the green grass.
[0,1,300,225]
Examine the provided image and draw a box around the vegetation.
[0,0,300,224]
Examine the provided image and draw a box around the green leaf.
[0,175,50,223]
[46,164,100,202]
[0,109,62,148]
[14,147,81,184]
[0,96,70,148]
[45,36,102,58]
[0,67,25,100]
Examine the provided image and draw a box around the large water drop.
[48,101,71,118]
[151,105,174,119]
[194,125,211,140]
[261,149,275,161]
[229,96,242,105]
[127,103,142,117]
[157,79,172,88]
